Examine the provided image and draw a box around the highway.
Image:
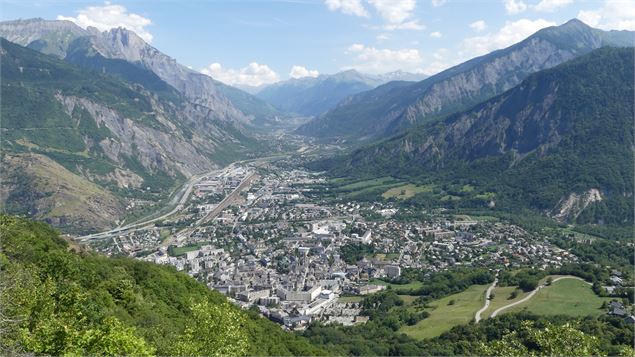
[76,154,288,243]
[77,167,222,242]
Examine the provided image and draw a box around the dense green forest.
[0,215,326,356]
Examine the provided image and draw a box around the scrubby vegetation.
[0,215,326,356]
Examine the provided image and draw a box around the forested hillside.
[0,215,326,356]
[316,47,634,226]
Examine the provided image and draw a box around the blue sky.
[1,0,633,86]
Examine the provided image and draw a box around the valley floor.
[71,151,631,335]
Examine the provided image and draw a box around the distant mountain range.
[297,19,634,141]
[256,70,426,117]
[319,47,634,225]
[0,37,264,233]
[2,17,633,231]
[0,18,286,129]
[0,18,303,232]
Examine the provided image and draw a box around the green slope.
[318,47,634,225]
[0,215,326,356]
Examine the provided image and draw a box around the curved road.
[475,274,498,323]
[490,276,591,318]
[77,154,287,242]
[77,168,221,241]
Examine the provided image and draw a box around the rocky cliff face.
[398,38,573,130]
[0,38,261,233]
[298,19,634,140]
[0,18,269,127]
[388,75,564,165]
[1,153,125,233]
[551,189,603,222]
[94,27,249,124]
[55,94,218,178]
[0,18,86,57]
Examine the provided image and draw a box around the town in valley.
[79,148,630,330]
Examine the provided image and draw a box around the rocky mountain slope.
[0,18,285,129]
[257,69,425,117]
[322,47,634,224]
[0,38,261,233]
[297,19,633,140]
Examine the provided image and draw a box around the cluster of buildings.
[87,159,622,329]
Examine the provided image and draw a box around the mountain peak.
[334,69,363,78]
[563,18,588,27]
[101,26,148,50]
[532,18,594,40]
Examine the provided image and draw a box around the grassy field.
[369,279,424,292]
[337,296,363,303]
[169,242,211,256]
[336,177,398,191]
[400,284,488,340]
[474,192,496,200]
[373,253,400,262]
[453,214,499,222]
[551,227,600,242]
[502,278,611,317]
[335,177,404,199]
[481,286,530,318]
[398,295,419,304]
[381,184,434,200]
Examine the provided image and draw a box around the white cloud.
[577,0,635,31]
[382,20,425,30]
[57,3,153,42]
[348,43,366,52]
[534,0,572,12]
[431,0,447,7]
[460,18,555,58]
[201,62,280,87]
[344,43,423,74]
[470,20,487,31]
[429,31,442,38]
[324,0,369,17]
[289,65,320,78]
[504,0,527,14]
[422,48,457,75]
[376,33,390,42]
[368,0,425,30]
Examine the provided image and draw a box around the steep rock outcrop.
[298,19,634,140]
